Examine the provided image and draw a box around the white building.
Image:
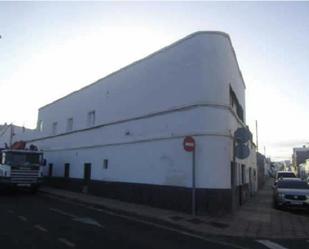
[0,123,34,148]
[0,32,257,214]
[292,146,309,176]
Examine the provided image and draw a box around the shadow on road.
[0,188,35,197]
[278,207,309,216]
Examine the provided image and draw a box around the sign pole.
[183,136,196,216]
[192,147,196,216]
[232,136,236,212]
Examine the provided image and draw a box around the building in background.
[265,157,272,176]
[282,160,292,171]
[298,159,309,179]
[256,152,266,189]
[0,32,257,214]
[0,123,34,148]
[292,146,309,176]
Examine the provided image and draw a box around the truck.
[0,148,44,193]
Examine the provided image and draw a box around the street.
[0,191,308,249]
[0,191,238,249]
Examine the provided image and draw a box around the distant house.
[0,123,34,148]
[256,152,267,189]
[292,146,309,176]
[0,32,257,214]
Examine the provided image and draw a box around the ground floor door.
[83,163,91,186]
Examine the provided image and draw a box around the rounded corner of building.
[189,30,231,40]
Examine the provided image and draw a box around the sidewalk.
[40,178,309,239]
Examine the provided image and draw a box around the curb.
[39,188,309,241]
[38,189,241,241]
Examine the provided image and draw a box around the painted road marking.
[49,208,77,218]
[34,225,48,232]
[257,240,289,249]
[73,217,103,228]
[58,238,75,248]
[18,216,28,222]
[50,207,103,228]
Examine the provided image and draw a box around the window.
[277,180,309,189]
[52,122,58,135]
[37,120,43,132]
[66,118,73,132]
[103,159,108,169]
[229,86,244,122]
[87,111,96,127]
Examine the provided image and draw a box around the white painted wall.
[40,135,232,189]
[33,107,233,188]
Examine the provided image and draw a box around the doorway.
[83,163,91,185]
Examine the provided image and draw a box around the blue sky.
[1,2,309,160]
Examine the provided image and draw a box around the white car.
[273,178,309,209]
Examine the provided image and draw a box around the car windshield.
[277,180,309,189]
[277,172,296,178]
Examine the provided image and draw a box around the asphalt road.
[0,191,308,249]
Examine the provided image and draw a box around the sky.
[0,1,309,161]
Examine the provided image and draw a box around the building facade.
[256,152,266,189]
[292,146,309,177]
[0,32,257,214]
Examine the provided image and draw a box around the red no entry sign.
[183,136,195,152]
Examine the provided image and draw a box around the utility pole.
[255,120,259,152]
[9,123,14,148]
[192,147,196,216]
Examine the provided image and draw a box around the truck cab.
[0,149,44,193]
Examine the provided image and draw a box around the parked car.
[273,171,297,187]
[276,171,296,179]
[273,178,309,209]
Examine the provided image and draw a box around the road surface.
[0,191,308,249]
